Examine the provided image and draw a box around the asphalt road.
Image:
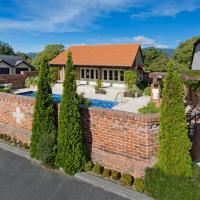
[0,148,127,200]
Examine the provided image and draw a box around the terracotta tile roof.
[49,43,141,67]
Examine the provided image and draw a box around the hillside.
[143,47,174,58]
[28,52,37,59]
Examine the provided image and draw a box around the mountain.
[143,47,175,58]
[28,52,38,59]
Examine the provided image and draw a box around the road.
[0,148,128,200]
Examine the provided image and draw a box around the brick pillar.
[151,82,161,107]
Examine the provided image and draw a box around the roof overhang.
[49,64,133,69]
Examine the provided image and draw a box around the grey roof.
[0,55,31,67]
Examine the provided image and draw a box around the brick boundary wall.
[0,92,160,177]
[0,71,38,89]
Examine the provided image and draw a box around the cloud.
[87,35,169,48]
[133,36,154,46]
[155,44,169,49]
[133,35,169,48]
[1,0,199,32]
[0,0,136,32]
[131,0,200,18]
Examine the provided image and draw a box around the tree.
[157,61,192,177]
[16,51,32,63]
[32,44,64,69]
[143,47,169,72]
[55,51,87,175]
[0,41,14,55]
[30,56,57,167]
[124,70,137,92]
[173,36,200,69]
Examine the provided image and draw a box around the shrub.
[111,170,121,181]
[102,169,111,178]
[138,101,159,114]
[30,56,57,168]
[144,167,200,200]
[92,164,104,175]
[25,76,38,88]
[4,135,11,142]
[134,178,144,192]
[132,85,143,97]
[12,137,17,146]
[157,62,192,177]
[94,79,106,94]
[144,87,151,96]
[18,141,23,147]
[96,79,103,89]
[0,87,11,93]
[121,173,133,186]
[0,133,3,139]
[22,143,29,149]
[50,67,58,83]
[124,70,137,92]
[78,93,91,106]
[84,161,93,172]
[1,134,7,139]
[55,51,88,175]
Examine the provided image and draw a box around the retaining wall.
[0,71,38,89]
[0,92,160,177]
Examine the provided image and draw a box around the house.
[0,55,32,75]
[191,39,200,70]
[49,43,144,87]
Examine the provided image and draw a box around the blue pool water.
[18,91,117,109]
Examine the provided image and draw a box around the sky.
[0,0,200,53]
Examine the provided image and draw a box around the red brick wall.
[0,92,160,177]
[0,71,38,89]
[81,107,159,177]
[0,93,35,143]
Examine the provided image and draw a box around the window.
[91,69,94,79]
[0,68,9,74]
[81,69,85,78]
[96,70,98,79]
[86,69,89,79]
[120,71,124,81]
[114,71,118,81]
[104,70,107,80]
[16,68,28,74]
[109,70,113,80]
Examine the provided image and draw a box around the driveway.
[0,148,128,200]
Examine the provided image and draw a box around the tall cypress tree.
[56,51,87,175]
[157,61,192,177]
[30,56,57,167]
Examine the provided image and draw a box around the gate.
[187,111,200,161]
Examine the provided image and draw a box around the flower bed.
[0,133,30,151]
[83,161,145,193]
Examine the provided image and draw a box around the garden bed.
[83,161,145,193]
[0,133,29,151]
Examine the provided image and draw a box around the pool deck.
[13,83,150,113]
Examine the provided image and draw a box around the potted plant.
[94,79,106,94]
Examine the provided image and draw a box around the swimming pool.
[18,91,117,109]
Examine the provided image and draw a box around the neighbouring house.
[0,55,32,75]
[191,39,200,70]
[49,43,144,87]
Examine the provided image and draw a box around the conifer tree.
[157,61,192,177]
[30,56,57,167]
[56,51,87,175]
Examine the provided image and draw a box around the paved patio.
[53,83,150,113]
